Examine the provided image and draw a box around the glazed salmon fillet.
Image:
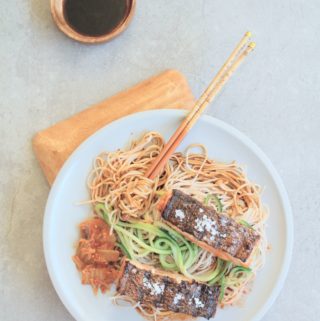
[159,189,260,267]
[117,260,220,319]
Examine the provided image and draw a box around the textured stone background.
[1,0,319,320]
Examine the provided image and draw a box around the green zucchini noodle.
[87,131,268,309]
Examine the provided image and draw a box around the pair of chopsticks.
[145,32,255,180]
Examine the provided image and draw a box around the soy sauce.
[64,0,129,37]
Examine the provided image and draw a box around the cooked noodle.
[113,295,191,321]
[88,131,268,314]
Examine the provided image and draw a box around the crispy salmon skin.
[117,260,220,319]
[159,189,260,267]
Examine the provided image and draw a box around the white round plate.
[44,109,293,321]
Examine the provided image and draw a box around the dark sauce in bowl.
[64,0,129,37]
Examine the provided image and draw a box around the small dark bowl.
[50,0,136,44]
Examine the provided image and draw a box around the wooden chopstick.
[146,33,255,180]
[145,32,252,179]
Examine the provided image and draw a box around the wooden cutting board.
[33,69,195,185]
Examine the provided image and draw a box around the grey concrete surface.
[1,0,320,320]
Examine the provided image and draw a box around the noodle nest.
[88,132,268,311]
